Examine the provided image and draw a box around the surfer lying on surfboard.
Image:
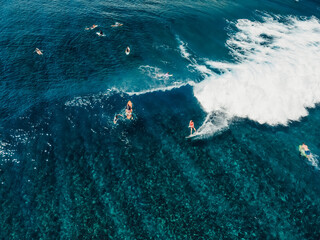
[126,101,133,120]
[97,30,105,36]
[299,143,312,159]
[125,46,130,55]
[85,24,98,30]
[189,120,196,135]
[34,48,43,55]
[111,22,123,27]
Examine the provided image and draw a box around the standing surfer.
[189,120,196,135]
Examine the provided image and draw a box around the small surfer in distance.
[97,30,104,36]
[300,143,312,159]
[34,48,43,55]
[165,72,173,77]
[126,101,133,120]
[189,120,196,135]
[125,46,130,55]
[113,114,123,124]
[85,24,98,30]
[111,22,123,27]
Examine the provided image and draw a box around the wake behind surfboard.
[299,145,320,170]
[185,134,196,139]
[299,145,308,158]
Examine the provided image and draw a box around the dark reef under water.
[1,86,320,239]
[1,0,320,239]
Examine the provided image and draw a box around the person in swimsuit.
[301,143,311,158]
[126,101,133,119]
[35,48,43,55]
[113,114,123,124]
[125,46,130,55]
[301,143,309,151]
[85,24,98,30]
[111,22,123,27]
[189,120,196,135]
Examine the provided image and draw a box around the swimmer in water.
[113,114,123,124]
[111,22,123,27]
[125,46,130,55]
[34,48,43,55]
[165,72,173,77]
[126,101,133,120]
[189,120,196,135]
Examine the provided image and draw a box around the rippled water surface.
[1,0,320,239]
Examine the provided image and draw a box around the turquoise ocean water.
[1,0,320,239]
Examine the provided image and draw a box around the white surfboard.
[125,47,130,55]
[96,32,105,37]
[185,134,195,139]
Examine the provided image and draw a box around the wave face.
[2,0,320,238]
[194,15,320,127]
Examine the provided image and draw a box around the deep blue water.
[1,0,320,239]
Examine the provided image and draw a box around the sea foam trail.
[194,16,320,130]
[127,81,195,96]
[306,154,320,170]
[177,36,191,61]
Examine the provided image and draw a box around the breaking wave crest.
[193,15,320,136]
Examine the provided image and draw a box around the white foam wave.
[0,141,16,163]
[177,36,220,80]
[65,96,92,107]
[306,154,320,170]
[193,64,213,76]
[127,81,195,96]
[206,61,235,70]
[194,15,320,130]
[191,112,230,139]
[139,65,173,81]
[178,40,191,60]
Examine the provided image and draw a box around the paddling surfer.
[126,101,133,120]
[34,48,43,55]
[125,46,130,55]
